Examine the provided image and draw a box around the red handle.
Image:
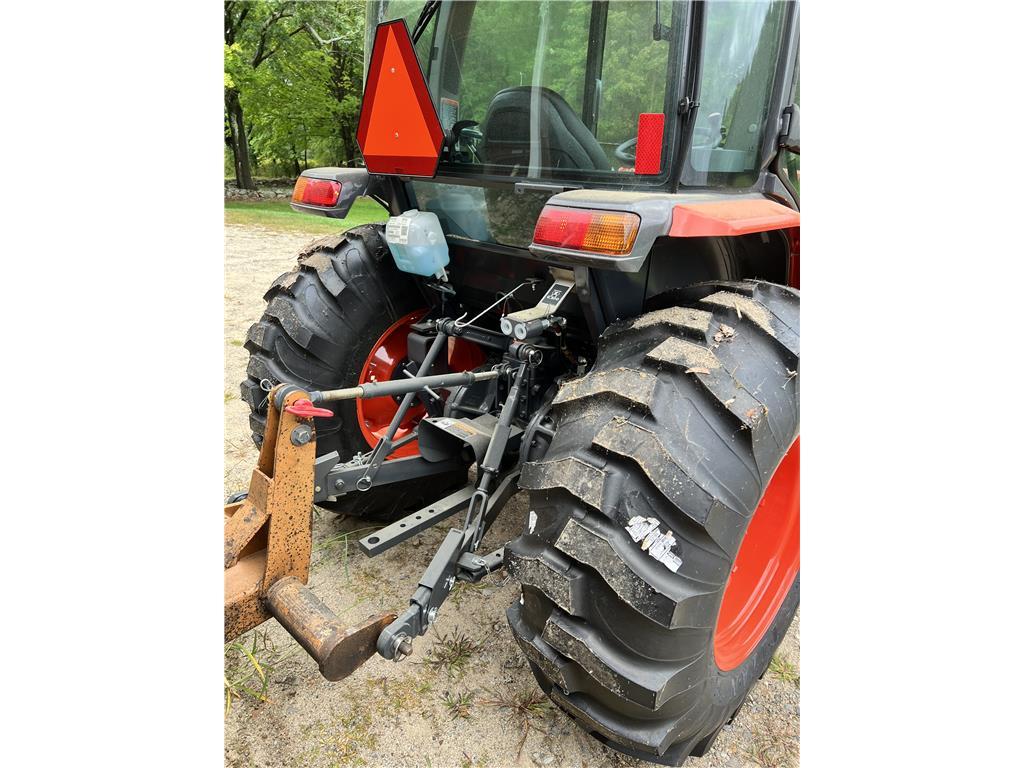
[284,398,334,419]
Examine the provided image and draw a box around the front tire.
[506,280,800,764]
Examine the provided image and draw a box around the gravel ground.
[223,221,800,768]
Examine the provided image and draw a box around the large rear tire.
[240,225,469,521]
[506,280,799,765]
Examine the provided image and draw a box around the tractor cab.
[364,0,799,247]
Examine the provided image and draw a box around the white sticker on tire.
[626,515,682,573]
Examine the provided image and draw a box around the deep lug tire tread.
[507,280,800,764]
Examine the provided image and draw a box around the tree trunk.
[226,89,255,190]
[342,128,356,168]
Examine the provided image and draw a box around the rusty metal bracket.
[225,386,316,641]
[266,578,395,681]
[224,385,393,680]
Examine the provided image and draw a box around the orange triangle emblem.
[357,20,444,177]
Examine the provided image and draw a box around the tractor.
[225,1,800,764]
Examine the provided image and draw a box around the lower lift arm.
[377,360,530,661]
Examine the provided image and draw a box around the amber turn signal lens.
[292,177,342,207]
[533,207,640,256]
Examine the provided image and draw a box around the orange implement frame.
[224,386,395,680]
[224,387,315,639]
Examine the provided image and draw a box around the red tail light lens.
[533,207,641,256]
[292,177,342,207]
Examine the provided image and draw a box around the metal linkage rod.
[311,369,498,403]
[467,361,529,549]
[358,329,449,490]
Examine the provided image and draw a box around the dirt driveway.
[223,222,800,768]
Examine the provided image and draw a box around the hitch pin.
[402,369,441,401]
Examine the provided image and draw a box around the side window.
[684,0,788,187]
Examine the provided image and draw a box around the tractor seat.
[481,86,609,172]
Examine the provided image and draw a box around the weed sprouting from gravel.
[423,628,484,678]
[224,629,290,715]
[769,653,800,687]
[300,709,377,764]
[442,690,476,720]
[449,579,489,607]
[317,525,380,582]
[480,684,553,758]
[744,717,799,768]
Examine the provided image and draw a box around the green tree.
[225,1,302,188]
[224,1,365,187]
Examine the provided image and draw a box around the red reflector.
[357,20,444,177]
[292,177,342,207]
[533,207,640,256]
[634,113,664,175]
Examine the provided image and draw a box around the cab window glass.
[684,0,787,187]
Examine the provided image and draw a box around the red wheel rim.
[713,437,800,671]
[356,309,485,459]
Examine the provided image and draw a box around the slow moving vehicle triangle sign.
[357,20,444,177]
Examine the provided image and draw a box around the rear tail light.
[292,177,342,207]
[533,207,640,256]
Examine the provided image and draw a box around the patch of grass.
[422,627,484,678]
[480,684,553,758]
[300,709,378,766]
[224,629,290,715]
[316,525,380,582]
[224,391,236,403]
[229,339,244,347]
[743,717,799,768]
[442,689,476,720]
[225,197,387,234]
[769,653,800,687]
[448,579,489,607]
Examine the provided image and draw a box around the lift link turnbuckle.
[375,352,538,662]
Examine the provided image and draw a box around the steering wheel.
[614,114,724,164]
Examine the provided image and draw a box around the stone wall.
[224,179,296,200]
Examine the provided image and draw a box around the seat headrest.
[481,86,609,172]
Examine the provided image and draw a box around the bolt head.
[290,425,313,446]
